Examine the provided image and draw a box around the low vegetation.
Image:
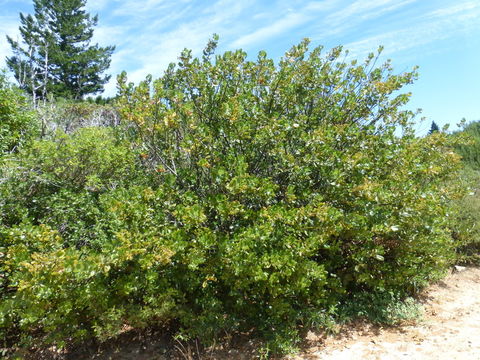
[451,122,480,264]
[0,38,477,357]
[0,71,37,154]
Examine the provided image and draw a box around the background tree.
[6,0,115,101]
[428,120,440,134]
[5,11,51,107]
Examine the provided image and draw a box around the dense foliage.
[0,39,467,355]
[451,168,480,264]
[6,0,115,101]
[454,121,480,170]
[0,72,37,155]
[451,121,480,264]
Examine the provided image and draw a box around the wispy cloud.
[1,0,480,101]
[427,1,480,19]
[344,0,480,60]
[344,26,440,59]
[96,0,256,94]
[231,0,339,48]
[97,0,480,95]
[0,0,30,5]
[84,0,111,13]
[111,0,170,18]
[319,0,417,38]
[326,0,414,25]
[231,12,310,48]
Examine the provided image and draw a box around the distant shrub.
[0,127,140,247]
[0,71,37,154]
[0,39,465,355]
[450,167,480,265]
[454,121,480,170]
[36,100,120,137]
[446,121,480,264]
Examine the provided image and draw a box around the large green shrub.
[1,39,465,355]
[117,38,462,346]
[116,38,462,293]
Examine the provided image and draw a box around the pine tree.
[428,121,440,134]
[6,0,115,101]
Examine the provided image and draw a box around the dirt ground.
[293,266,480,360]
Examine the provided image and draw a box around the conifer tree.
[6,0,115,101]
[428,120,440,134]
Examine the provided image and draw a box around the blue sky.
[1,0,479,134]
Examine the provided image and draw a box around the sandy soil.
[293,266,480,360]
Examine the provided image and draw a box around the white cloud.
[85,0,111,12]
[2,0,480,100]
[344,1,480,60]
[319,0,417,38]
[97,0,256,95]
[427,1,480,19]
[231,0,338,48]
[326,0,402,25]
[94,0,480,96]
[91,24,126,47]
[231,12,310,48]
[111,0,171,18]
[344,26,437,59]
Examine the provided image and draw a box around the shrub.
[451,168,480,264]
[454,121,480,170]
[36,99,120,137]
[115,38,463,345]
[339,291,423,325]
[1,39,465,355]
[0,127,140,247]
[447,121,480,264]
[1,128,146,346]
[0,71,37,155]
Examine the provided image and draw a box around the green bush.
[117,38,462,295]
[0,39,465,355]
[450,166,480,264]
[0,71,37,155]
[448,121,480,264]
[339,291,422,325]
[0,127,140,247]
[116,38,463,347]
[454,121,480,170]
[1,127,147,346]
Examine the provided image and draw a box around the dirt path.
[294,267,480,360]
